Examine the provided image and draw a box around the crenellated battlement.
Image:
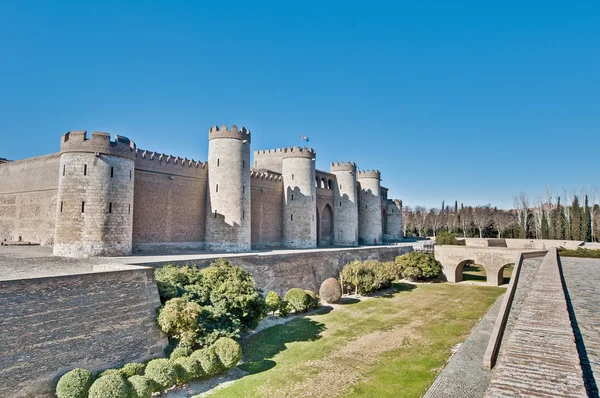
[208,124,251,143]
[60,131,136,160]
[134,148,207,178]
[254,146,316,160]
[250,168,283,181]
[357,169,380,179]
[330,161,357,172]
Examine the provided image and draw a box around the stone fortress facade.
[0,125,403,257]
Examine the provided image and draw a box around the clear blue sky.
[1,1,598,209]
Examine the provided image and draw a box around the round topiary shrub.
[128,375,153,398]
[397,252,443,281]
[88,374,132,398]
[144,358,178,391]
[304,290,319,308]
[173,356,202,382]
[190,347,221,376]
[319,278,342,304]
[212,337,243,370]
[278,300,291,317]
[265,291,282,316]
[170,346,192,360]
[121,363,145,378]
[284,288,309,312]
[56,368,94,398]
[96,368,123,379]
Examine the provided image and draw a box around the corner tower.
[330,161,358,246]
[282,147,317,248]
[385,199,403,241]
[205,124,251,251]
[357,169,383,244]
[54,131,136,257]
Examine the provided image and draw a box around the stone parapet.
[60,131,136,160]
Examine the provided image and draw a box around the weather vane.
[299,135,309,146]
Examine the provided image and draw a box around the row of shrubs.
[339,252,443,295]
[265,288,319,316]
[557,247,600,258]
[56,337,242,398]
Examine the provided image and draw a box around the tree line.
[402,188,600,242]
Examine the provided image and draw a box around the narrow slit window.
[128,204,131,214]
[217,159,220,166]
[60,201,63,212]
[62,165,65,176]
[243,211,245,219]
[292,174,294,180]
[110,167,114,178]
[243,185,245,193]
[214,210,218,218]
[340,184,342,189]
[365,205,368,209]
[291,194,294,201]
[81,201,85,213]
[130,170,132,181]
[83,164,87,176]
[291,214,293,221]
[216,184,219,192]
[109,202,112,213]
[242,160,245,168]
[340,201,342,207]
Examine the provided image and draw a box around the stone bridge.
[435,246,545,286]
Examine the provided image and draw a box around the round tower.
[281,147,317,248]
[330,161,358,246]
[53,131,136,257]
[205,124,251,252]
[385,199,403,241]
[357,169,383,245]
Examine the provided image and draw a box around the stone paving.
[561,256,600,395]
[424,293,504,398]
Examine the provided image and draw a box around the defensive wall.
[461,237,584,249]
[0,261,167,398]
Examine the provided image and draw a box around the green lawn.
[463,264,513,284]
[205,283,504,398]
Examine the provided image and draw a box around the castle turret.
[282,147,317,248]
[204,124,251,251]
[357,169,383,244]
[53,131,136,257]
[330,161,358,246]
[385,199,403,241]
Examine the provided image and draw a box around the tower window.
[217,159,220,166]
[216,184,219,192]
[130,170,132,181]
[109,202,112,214]
[81,201,85,213]
[62,165,65,176]
[243,211,245,220]
[340,201,342,207]
[292,174,294,180]
[128,204,131,214]
[291,194,294,201]
[365,205,368,210]
[110,167,114,178]
[243,160,245,168]
[214,210,217,218]
[243,185,245,193]
[60,201,63,213]
[291,214,293,221]
[83,164,87,175]
[340,184,342,189]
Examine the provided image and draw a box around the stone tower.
[330,161,358,246]
[53,131,136,257]
[386,199,403,241]
[282,147,317,248]
[205,124,251,251]
[357,169,383,244]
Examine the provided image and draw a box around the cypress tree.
[583,195,591,242]
[571,195,582,240]
[541,211,549,239]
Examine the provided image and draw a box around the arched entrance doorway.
[318,204,334,246]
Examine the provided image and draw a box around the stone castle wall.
[0,153,60,245]
[330,162,359,246]
[250,170,283,249]
[0,267,167,398]
[357,170,383,244]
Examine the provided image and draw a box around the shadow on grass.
[338,297,361,305]
[373,282,417,298]
[240,317,326,374]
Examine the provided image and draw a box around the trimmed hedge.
[265,291,282,316]
[284,288,309,312]
[190,347,221,376]
[96,368,123,379]
[56,368,93,398]
[174,356,203,382]
[396,252,442,281]
[319,278,342,304]
[144,358,178,391]
[558,247,600,258]
[88,374,132,398]
[435,231,461,245]
[170,346,192,360]
[121,363,145,378]
[128,375,153,398]
[212,337,243,369]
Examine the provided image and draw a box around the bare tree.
[513,192,530,238]
[402,206,412,237]
[493,210,515,238]
[426,208,442,237]
[472,205,492,238]
[414,206,427,237]
[461,206,472,237]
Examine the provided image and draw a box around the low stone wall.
[0,266,168,398]
[136,245,414,295]
[463,238,584,250]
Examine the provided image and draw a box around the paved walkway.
[561,256,600,396]
[424,293,504,398]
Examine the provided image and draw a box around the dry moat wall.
[0,267,168,398]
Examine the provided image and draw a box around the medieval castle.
[0,125,403,257]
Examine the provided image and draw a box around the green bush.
[158,298,202,348]
[319,278,342,304]
[173,356,202,382]
[278,300,291,317]
[284,288,310,312]
[396,252,443,281]
[96,368,123,379]
[558,247,600,258]
[128,375,153,398]
[212,337,243,370]
[88,374,133,398]
[144,358,178,391]
[170,346,192,360]
[265,291,282,316]
[339,260,378,295]
[436,231,461,245]
[121,363,145,378]
[155,264,203,302]
[190,347,221,376]
[56,368,93,398]
[304,290,319,309]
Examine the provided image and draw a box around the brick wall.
[0,153,60,245]
[250,172,283,249]
[0,268,167,398]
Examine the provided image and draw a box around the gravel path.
[424,292,504,398]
